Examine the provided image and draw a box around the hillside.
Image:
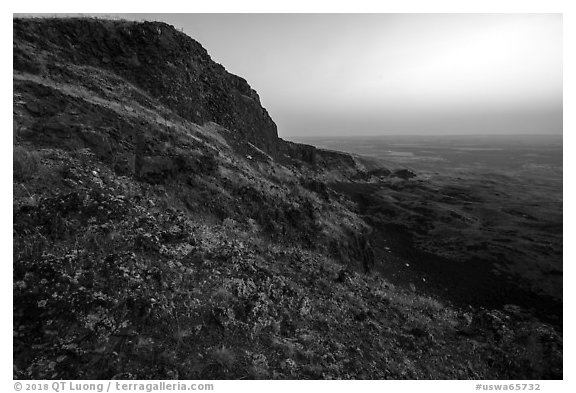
[13,17,562,379]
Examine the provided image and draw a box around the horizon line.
[283,133,564,139]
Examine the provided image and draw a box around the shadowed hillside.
[13,17,562,380]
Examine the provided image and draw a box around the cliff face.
[14,17,280,156]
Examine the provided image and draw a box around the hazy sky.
[80,14,564,137]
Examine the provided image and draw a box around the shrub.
[14,146,40,181]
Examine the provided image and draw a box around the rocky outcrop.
[13,17,373,175]
[14,17,280,156]
[392,168,417,180]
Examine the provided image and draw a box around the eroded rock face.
[14,17,372,177]
[392,168,417,180]
[13,18,280,156]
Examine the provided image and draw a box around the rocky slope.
[13,17,562,379]
[14,17,280,156]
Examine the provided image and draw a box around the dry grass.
[14,145,41,182]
